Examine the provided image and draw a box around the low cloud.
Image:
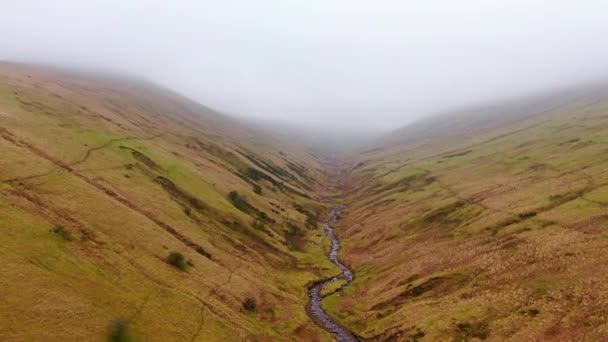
[2,1,608,130]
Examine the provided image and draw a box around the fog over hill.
[3,1,608,132]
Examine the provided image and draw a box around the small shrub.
[167,252,187,271]
[245,167,265,181]
[229,191,251,213]
[243,298,256,312]
[286,222,301,236]
[107,319,131,342]
[305,216,318,229]
[52,225,73,241]
[253,184,263,195]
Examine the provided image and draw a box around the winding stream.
[307,205,358,342]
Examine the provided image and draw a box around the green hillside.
[0,63,338,341]
[330,88,608,340]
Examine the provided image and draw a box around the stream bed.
[307,205,358,342]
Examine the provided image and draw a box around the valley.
[2,62,608,341]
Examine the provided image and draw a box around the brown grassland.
[328,90,608,341]
[0,63,340,341]
[3,62,608,341]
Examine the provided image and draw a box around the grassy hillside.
[7,61,608,342]
[0,63,340,341]
[332,89,608,340]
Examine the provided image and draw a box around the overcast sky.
[2,1,608,130]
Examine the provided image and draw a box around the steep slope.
[0,63,338,341]
[332,88,608,340]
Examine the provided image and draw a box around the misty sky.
[2,1,608,130]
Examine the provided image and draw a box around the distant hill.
[363,81,608,159]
